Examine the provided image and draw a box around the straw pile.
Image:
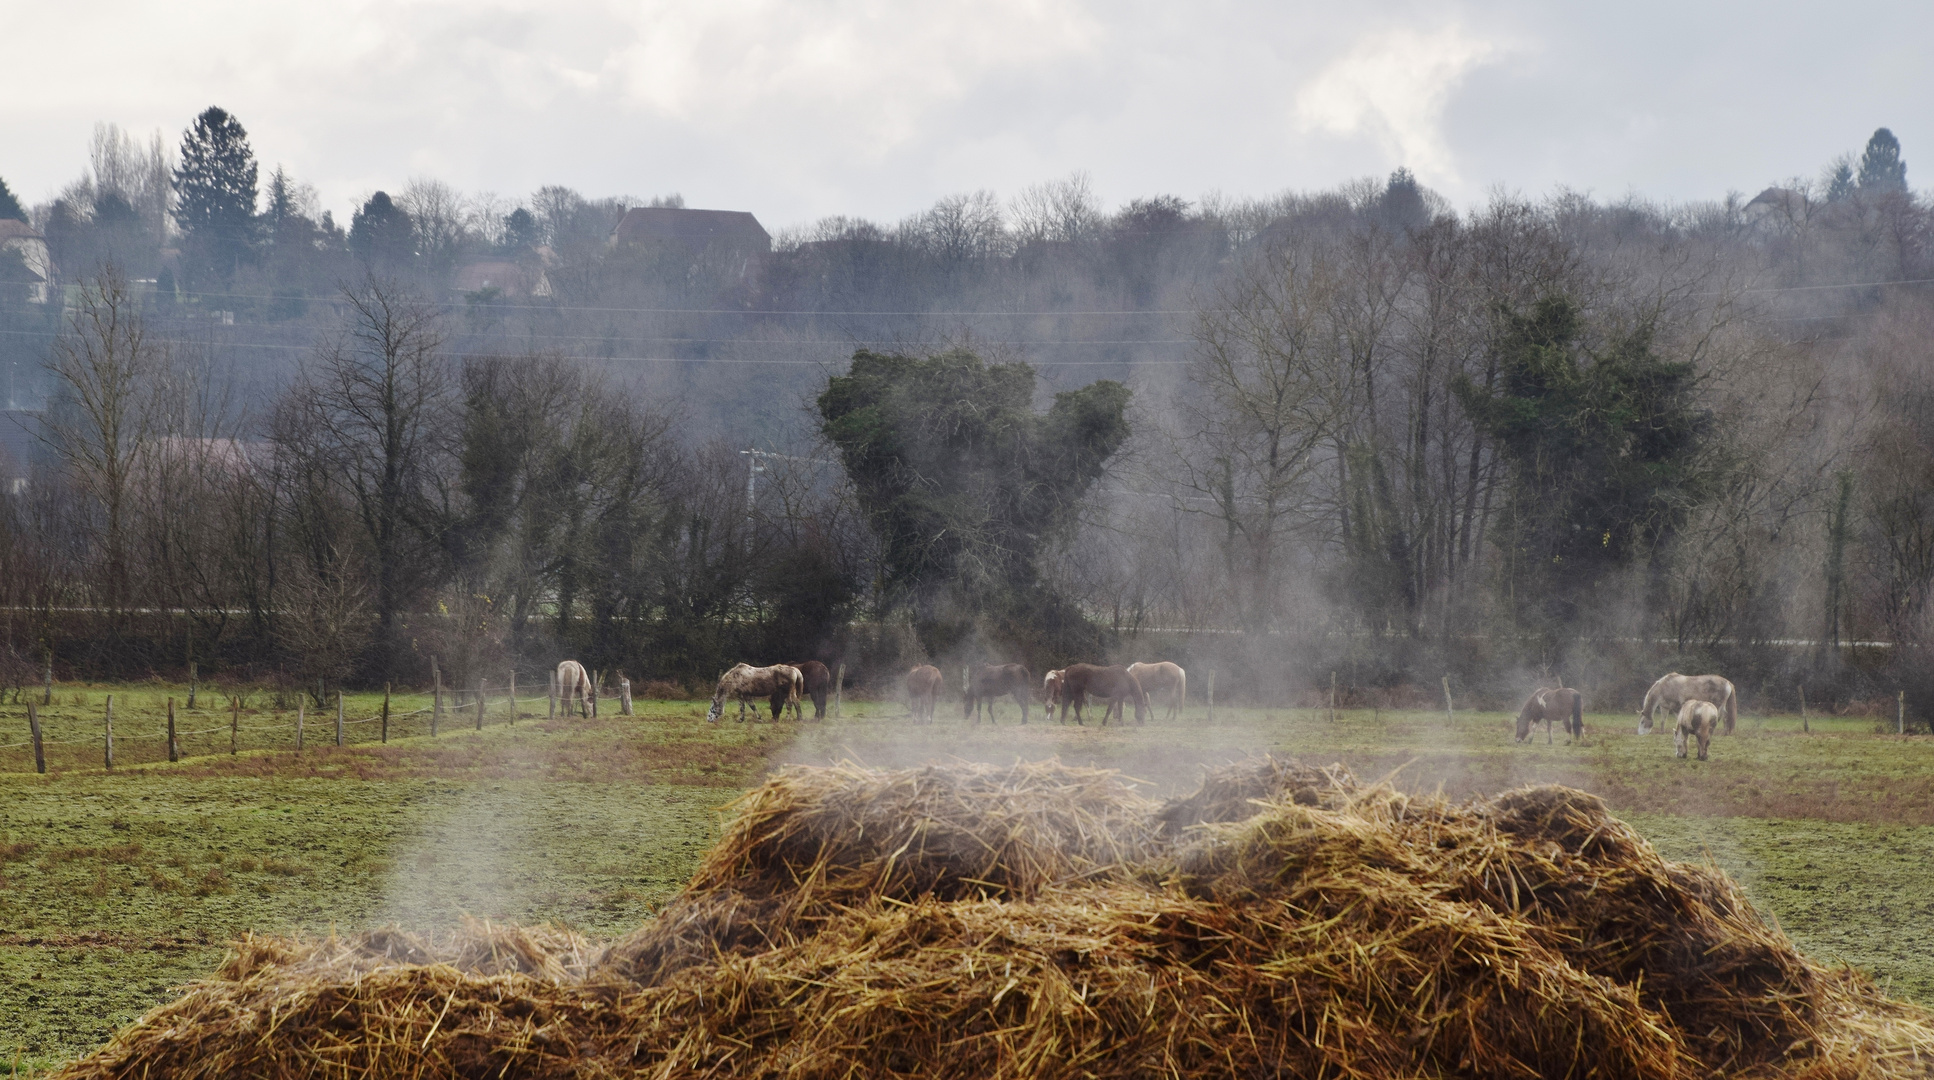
[57,757,1934,1079]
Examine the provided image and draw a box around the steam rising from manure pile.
[58,757,1934,1079]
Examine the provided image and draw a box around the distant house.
[1743,187,1809,229]
[0,219,53,304]
[453,259,552,300]
[606,206,770,281]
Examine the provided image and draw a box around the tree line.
[1,114,1931,719]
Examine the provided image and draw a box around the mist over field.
[1,109,1931,728]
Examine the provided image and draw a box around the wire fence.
[0,676,637,775]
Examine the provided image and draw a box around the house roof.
[0,219,44,242]
[608,207,770,252]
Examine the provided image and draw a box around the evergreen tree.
[1378,167,1430,230]
[1453,296,1715,641]
[349,192,415,269]
[172,107,259,276]
[1856,127,1907,193]
[819,349,1130,661]
[0,175,25,221]
[264,166,298,233]
[501,207,540,252]
[1824,156,1856,203]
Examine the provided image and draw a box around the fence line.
[3,678,575,773]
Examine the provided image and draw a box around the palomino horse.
[1676,699,1720,760]
[964,663,1033,725]
[705,663,803,723]
[1513,686,1584,745]
[787,660,833,720]
[1126,662,1186,721]
[906,665,943,724]
[556,660,593,717]
[1639,673,1737,736]
[1054,664,1149,726]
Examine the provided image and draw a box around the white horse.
[1126,662,1186,721]
[1676,699,1720,760]
[1639,673,1737,736]
[706,663,804,723]
[556,660,593,717]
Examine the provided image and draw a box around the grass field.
[3,686,1933,1074]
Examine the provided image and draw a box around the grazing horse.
[787,660,833,720]
[1513,686,1585,745]
[906,665,943,724]
[1126,662,1186,721]
[1055,664,1149,726]
[1042,669,1066,711]
[1676,699,1720,761]
[964,663,1033,725]
[705,664,803,724]
[1639,673,1737,736]
[555,660,592,717]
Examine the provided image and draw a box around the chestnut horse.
[705,663,803,723]
[787,660,833,720]
[1042,669,1065,711]
[1639,673,1737,736]
[555,660,592,718]
[1054,664,1148,726]
[1513,686,1584,745]
[1126,662,1186,721]
[1676,699,1720,760]
[906,665,943,724]
[964,663,1033,725]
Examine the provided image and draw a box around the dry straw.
[57,756,1934,1079]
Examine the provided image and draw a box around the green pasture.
[2,688,1932,1074]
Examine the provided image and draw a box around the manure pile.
[58,758,1934,1079]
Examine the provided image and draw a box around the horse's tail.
[1725,682,1737,734]
[1177,668,1186,713]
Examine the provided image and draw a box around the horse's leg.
[1015,689,1029,726]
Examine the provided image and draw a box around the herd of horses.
[1514,671,1739,760]
[551,657,1740,755]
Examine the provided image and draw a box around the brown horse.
[964,663,1033,725]
[1639,673,1737,736]
[1676,699,1720,760]
[705,664,803,723]
[787,660,833,720]
[555,660,592,718]
[906,665,943,724]
[1513,686,1584,745]
[1126,662,1186,721]
[1055,664,1148,726]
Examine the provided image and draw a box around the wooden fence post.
[833,664,844,719]
[296,699,305,752]
[336,693,344,747]
[167,697,179,761]
[432,658,442,736]
[230,696,240,754]
[43,650,53,706]
[476,677,485,730]
[591,672,601,719]
[28,702,45,775]
[509,672,517,724]
[548,672,556,721]
[104,695,114,770]
[1799,685,1808,733]
[381,684,391,743]
[187,660,198,710]
[1330,671,1338,724]
[1899,690,1906,736]
[1442,676,1454,726]
[621,676,633,716]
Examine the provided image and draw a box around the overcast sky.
[5,0,1927,227]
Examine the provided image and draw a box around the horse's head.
[705,688,726,724]
[1042,670,1064,706]
[1513,697,1539,743]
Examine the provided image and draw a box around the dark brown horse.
[1514,686,1584,745]
[964,663,1033,725]
[1055,664,1148,726]
[787,660,833,720]
[906,665,942,724]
